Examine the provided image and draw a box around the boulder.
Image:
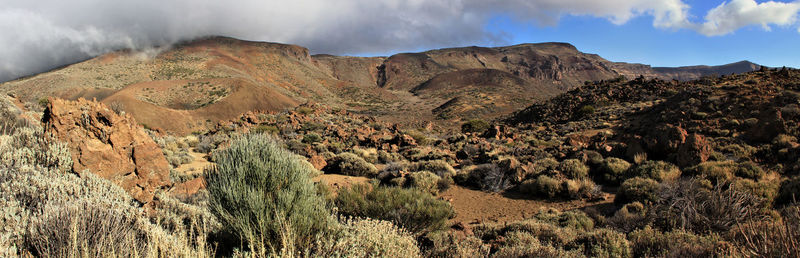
[676,133,712,167]
[747,109,787,142]
[43,98,171,204]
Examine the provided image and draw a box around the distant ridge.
[0,36,763,133]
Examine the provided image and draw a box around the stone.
[677,133,712,167]
[43,98,171,204]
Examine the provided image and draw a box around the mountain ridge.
[0,36,762,134]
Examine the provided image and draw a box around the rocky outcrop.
[43,98,171,204]
[677,133,712,167]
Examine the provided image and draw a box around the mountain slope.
[0,37,761,134]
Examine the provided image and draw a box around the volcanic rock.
[43,98,171,204]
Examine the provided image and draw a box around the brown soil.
[440,186,614,224]
[313,174,614,225]
[175,151,212,175]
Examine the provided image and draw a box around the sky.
[1,0,799,82]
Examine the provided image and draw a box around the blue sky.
[483,1,800,67]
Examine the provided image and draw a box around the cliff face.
[0,37,761,133]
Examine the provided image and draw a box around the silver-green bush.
[204,133,330,256]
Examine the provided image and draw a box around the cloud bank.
[1,0,798,82]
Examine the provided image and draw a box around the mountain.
[0,36,760,134]
[611,60,762,81]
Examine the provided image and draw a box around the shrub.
[463,163,513,192]
[607,202,647,233]
[461,119,490,134]
[736,161,765,180]
[425,231,489,258]
[520,175,562,198]
[616,177,660,205]
[493,232,584,258]
[335,184,454,235]
[405,130,431,146]
[406,171,441,195]
[475,220,578,248]
[302,133,322,144]
[776,176,800,206]
[559,159,589,179]
[600,158,631,185]
[732,206,800,257]
[324,152,379,177]
[628,160,680,182]
[734,178,779,206]
[567,228,632,258]
[204,134,330,255]
[410,160,456,178]
[314,217,421,257]
[652,179,766,233]
[532,209,595,231]
[684,161,737,185]
[576,105,595,118]
[629,226,732,257]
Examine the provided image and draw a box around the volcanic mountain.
[0,36,760,134]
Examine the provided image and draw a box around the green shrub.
[204,134,330,255]
[462,163,513,192]
[600,158,631,185]
[629,226,731,257]
[493,231,584,258]
[685,161,737,185]
[335,184,454,235]
[406,171,441,195]
[532,209,595,231]
[324,152,379,177]
[616,177,660,205]
[520,175,562,198]
[576,105,595,118]
[607,202,647,233]
[425,231,489,258]
[302,133,322,144]
[736,161,765,180]
[559,159,589,179]
[567,228,632,258]
[776,176,800,206]
[476,220,578,248]
[734,178,779,206]
[410,160,456,178]
[314,217,421,257]
[405,130,431,146]
[628,160,681,182]
[252,125,279,135]
[461,119,490,134]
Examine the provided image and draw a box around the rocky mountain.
[0,36,760,134]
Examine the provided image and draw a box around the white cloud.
[0,0,797,82]
[698,0,800,36]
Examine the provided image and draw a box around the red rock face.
[43,98,171,204]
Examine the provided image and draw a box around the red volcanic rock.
[43,98,171,204]
[677,133,712,167]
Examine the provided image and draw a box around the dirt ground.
[313,174,614,225]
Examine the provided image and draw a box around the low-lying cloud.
[1,0,798,82]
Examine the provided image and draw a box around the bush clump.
[205,134,331,255]
[520,175,562,198]
[628,160,681,182]
[616,177,660,205]
[567,228,632,258]
[629,226,732,257]
[559,159,590,179]
[406,171,442,195]
[324,152,379,177]
[335,184,454,235]
[461,119,491,134]
[314,217,421,257]
[600,158,632,185]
